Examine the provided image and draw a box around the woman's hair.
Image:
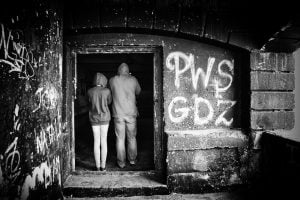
[93,72,107,87]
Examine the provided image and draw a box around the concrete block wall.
[250,52,295,131]
[248,52,296,184]
[166,130,249,193]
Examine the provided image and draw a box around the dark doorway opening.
[74,53,154,171]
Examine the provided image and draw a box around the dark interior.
[75,53,154,171]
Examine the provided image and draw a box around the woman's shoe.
[100,167,106,171]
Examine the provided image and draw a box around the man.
[109,63,141,168]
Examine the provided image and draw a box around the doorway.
[71,47,164,174]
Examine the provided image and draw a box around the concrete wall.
[66,33,250,192]
[292,49,300,141]
[250,52,296,141]
[0,1,64,199]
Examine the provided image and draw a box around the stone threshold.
[63,170,169,198]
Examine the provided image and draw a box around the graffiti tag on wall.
[21,156,61,200]
[166,51,236,128]
[0,24,44,80]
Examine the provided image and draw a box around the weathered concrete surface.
[250,71,294,90]
[167,171,242,193]
[65,191,247,200]
[251,111,295,130]
[167,148,239,174]
[250,52,295,72]
[167,129,248,150]
[251,92,295,110]
[63,171,168,197]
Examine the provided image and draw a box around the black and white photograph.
[0,0,299,199]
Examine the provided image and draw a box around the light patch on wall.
[21,156,61,200]
[33,84,59,113]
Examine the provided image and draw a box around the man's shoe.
[117,162,126,169]
[129,161,136,166]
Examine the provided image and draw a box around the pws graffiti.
[33,85,59,113]
[0,23,43,80]
[166,51,234,98]
[21,156,61,200]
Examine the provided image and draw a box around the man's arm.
[135,78,141,96]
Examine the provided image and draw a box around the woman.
[87,72,111,171]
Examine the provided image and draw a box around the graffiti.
[168,96,190,123]
[51,156,61,186]
[35,112,62,155]
[4,137,20,183]
[166,52,215,90]
[166,51,236,127]
[0,155,3,185]
[35,128,48,155]
[33,85,59,113]
[21,156,61,200]
[214,59,234,99]
[168,96,236,126]
[215,100,236,126]
[166,51,234,93]
[194,95,214,125]
[35,123,60,155]
[13,104,21,133]
[0,23,43,80]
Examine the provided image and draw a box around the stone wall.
[247,52,296,186]
[0,1,64,199]
[66,33,251,193]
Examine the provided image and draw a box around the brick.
[250,52,295,72]
[127,0,154,29]
[251,71,294,90]
[204,13,230,43]
[167,171,243,193]
[167,149,239,174]
[101,0,127,28]
[251,92,295,110]
[250,52,276,71]
[154,0,180,32]
[251,111,295,130]
[277,53,295,72]
[72,0,100,29]
[167,130,247,151]
[180,4,205,36]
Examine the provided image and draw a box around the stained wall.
[0,1,65,199]
[66,33,250,192]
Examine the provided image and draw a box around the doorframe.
[65,45,165,174]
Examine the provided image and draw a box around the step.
[63,171,169,198]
